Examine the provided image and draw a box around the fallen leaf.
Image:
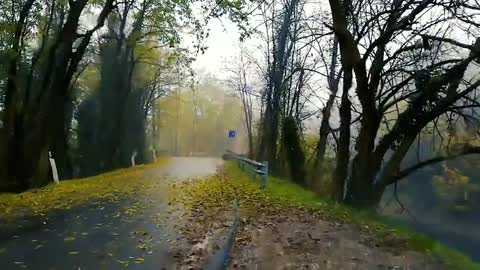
[64,236,76,241]
[116,259,129,267]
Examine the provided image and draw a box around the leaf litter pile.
[0,159,191,269]
[0,159,169,220]
[174,164,448,270]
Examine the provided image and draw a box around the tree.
[311,37,340,182]
[227,47,257,158]
[257,0,301,169]
[0,0,115,191]
[156,79,244,156]
[0,0,252,190]
[327,0,480,207]
[255,0,322,185]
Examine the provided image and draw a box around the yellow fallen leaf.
[116,259,129,267]
[64,236,76,241]
[135,258,145,264]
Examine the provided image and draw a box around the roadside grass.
[0,158,169,220]
[223,162,480,270]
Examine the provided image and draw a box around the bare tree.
[257,0,301,168]
[227,47,257,158]
[311,36,342,188]
[327,0,480,207]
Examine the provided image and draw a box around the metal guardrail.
[203,152,268,270]
[204,200,240,270]
[223,150,269,189]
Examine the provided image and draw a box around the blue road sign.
[228,130,236,138]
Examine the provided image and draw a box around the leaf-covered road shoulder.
[174,163,475,270]
[0,158,196,269]
[0,159,169,221]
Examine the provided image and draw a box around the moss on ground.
[0,159,169,220]
[179,162,480,270]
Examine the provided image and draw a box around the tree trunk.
[281,116,306,186]
[97,43,133,171]
[343,158,378,208]
[120,90,147,166]
[312,94,335,172]
[97,5,146,171]
[332,67,351,202]
[77,97,99,177]
[0,0,114,190]
[52,96,75,179]
[1,0,37,191]
[247,132,254,159]
[313,38,339,177]
[257,0,299,170]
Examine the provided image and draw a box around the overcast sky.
[190,18,241,79]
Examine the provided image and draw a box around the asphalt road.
[0,157,222,270]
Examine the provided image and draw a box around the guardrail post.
[260,161,268,189]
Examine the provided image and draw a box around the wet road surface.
[152,157,223,180]
[0,157,222,270]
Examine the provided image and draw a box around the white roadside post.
[152,148,157,163]
[48,151,60,184]
[131,150,138,167]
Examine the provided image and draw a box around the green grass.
[226,163,480,270]
[0,158,169,220]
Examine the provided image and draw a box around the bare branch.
[391,145,480,184]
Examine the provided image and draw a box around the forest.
[1,0,480,209]
[0,0,248,190]
[1,0,480,268]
